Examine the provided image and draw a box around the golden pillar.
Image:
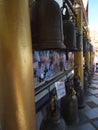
[0,0,37,130]
[90,47,94,69]
[74,6,84,86]
[84,28,91,70]
[90,51,92,68]
[90,51,95,69]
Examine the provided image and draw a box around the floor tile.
[86,101,98,108]
[84,108,98,119]
[85,96,98,105]
[66,123,96,130]
[93,120,98,128]
[94,94,98,98]
[78,111,88,122]
[80,104,91,113]
[89,89,98,95]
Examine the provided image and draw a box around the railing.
[35,65,77,112]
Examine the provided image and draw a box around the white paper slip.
[55,81,66,100]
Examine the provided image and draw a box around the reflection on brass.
[0,0,36,130]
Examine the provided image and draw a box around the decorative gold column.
[74,6,84,86]
[90,51,95,70]
[84,28,91,70]
[90,51,92,68]
[0,0,37,130]
[92,52,95,65]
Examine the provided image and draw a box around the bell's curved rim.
[32,42,66,51]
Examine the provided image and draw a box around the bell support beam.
[0,0,37,130]
[74,6,84,86]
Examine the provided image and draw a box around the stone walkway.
[66,73,98,130]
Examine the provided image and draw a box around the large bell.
[30,0,66,50]
[83,36,88,52]
[84,67,89,93]
[40,91,66,130]
[73,68,85,108]
[90,43,94,52]
[76,29,82,51]
[87,42,91,52]
[60,84,79,125]
[61,3,77,51]
[63,20,77,51]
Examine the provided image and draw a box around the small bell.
[76,29,82,51]
[60,81,79,125]
[61,4,77,51]
[40,90,66,130]
[90,44,94,52]
[83,36,88,52]
[84,67,89,93]
[74,68,85,108]
[63,20,77,51]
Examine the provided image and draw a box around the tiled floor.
[66,73,98,130]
